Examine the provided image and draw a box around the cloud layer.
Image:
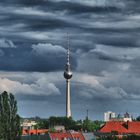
[0,0,140,120]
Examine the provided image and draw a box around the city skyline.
[0,0,140,120]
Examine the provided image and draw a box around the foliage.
[97,136,119,140]
[97,135,140,140]
[37,116,82,131]
[49,127,56,133]
[37,119,49,129]
[122,135,140,140]
[37,116,102,132]
[82,119,103,132]
[82,119,94,132]
[136,116,140,121]
[0,91,21,140]
[48,116,76,130]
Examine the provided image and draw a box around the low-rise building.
[53,125,65,131]
[22,129,48,135]
[21,119,37,130]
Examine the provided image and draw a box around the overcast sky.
[0,0,140,120]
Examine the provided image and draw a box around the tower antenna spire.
[86,109,89,120]
[64,33,73,118]
[67,33,70,64]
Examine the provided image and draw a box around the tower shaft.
[64,34,72,118]
[66,79,71,117]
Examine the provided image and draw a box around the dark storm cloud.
[92,50,126,62]
[99,36,139,48]
[0,0,121,14]
[41,1,120,14]
[0,0,140,119]
[0,41,77,72]
[0,0,45,5]
[0,0,139,46]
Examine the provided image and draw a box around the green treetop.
[0,91,21,140]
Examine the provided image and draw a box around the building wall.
[104,111,115,122]
[54,125,65,131]
[21,120,37,130]
[123,118,132,122]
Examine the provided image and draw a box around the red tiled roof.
[100,121,140,135]
[72,132,85,140]
[100,121,128,134]
[128,122,140,134]
[49,132,85,140]
[22,129,85,140]
[50,132,71,140]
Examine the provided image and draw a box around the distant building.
[109,118,124,122]
[21,119,37,130]
[53,125,65,131]
[104,111,116,122]
[22,129,48,135]
[109,112,132,122]
[123,112,132,122]
[104,111,132,122]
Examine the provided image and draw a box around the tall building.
[104,111,116,122]
[64,35,73,118]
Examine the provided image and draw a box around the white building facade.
[123,112,132,122]
[21,119,37,130]
[104,111,116,122]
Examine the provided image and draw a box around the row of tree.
[36,116,103,132]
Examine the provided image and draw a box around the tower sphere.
[64,70,72,79]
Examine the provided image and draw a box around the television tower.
[64,34,73,118]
